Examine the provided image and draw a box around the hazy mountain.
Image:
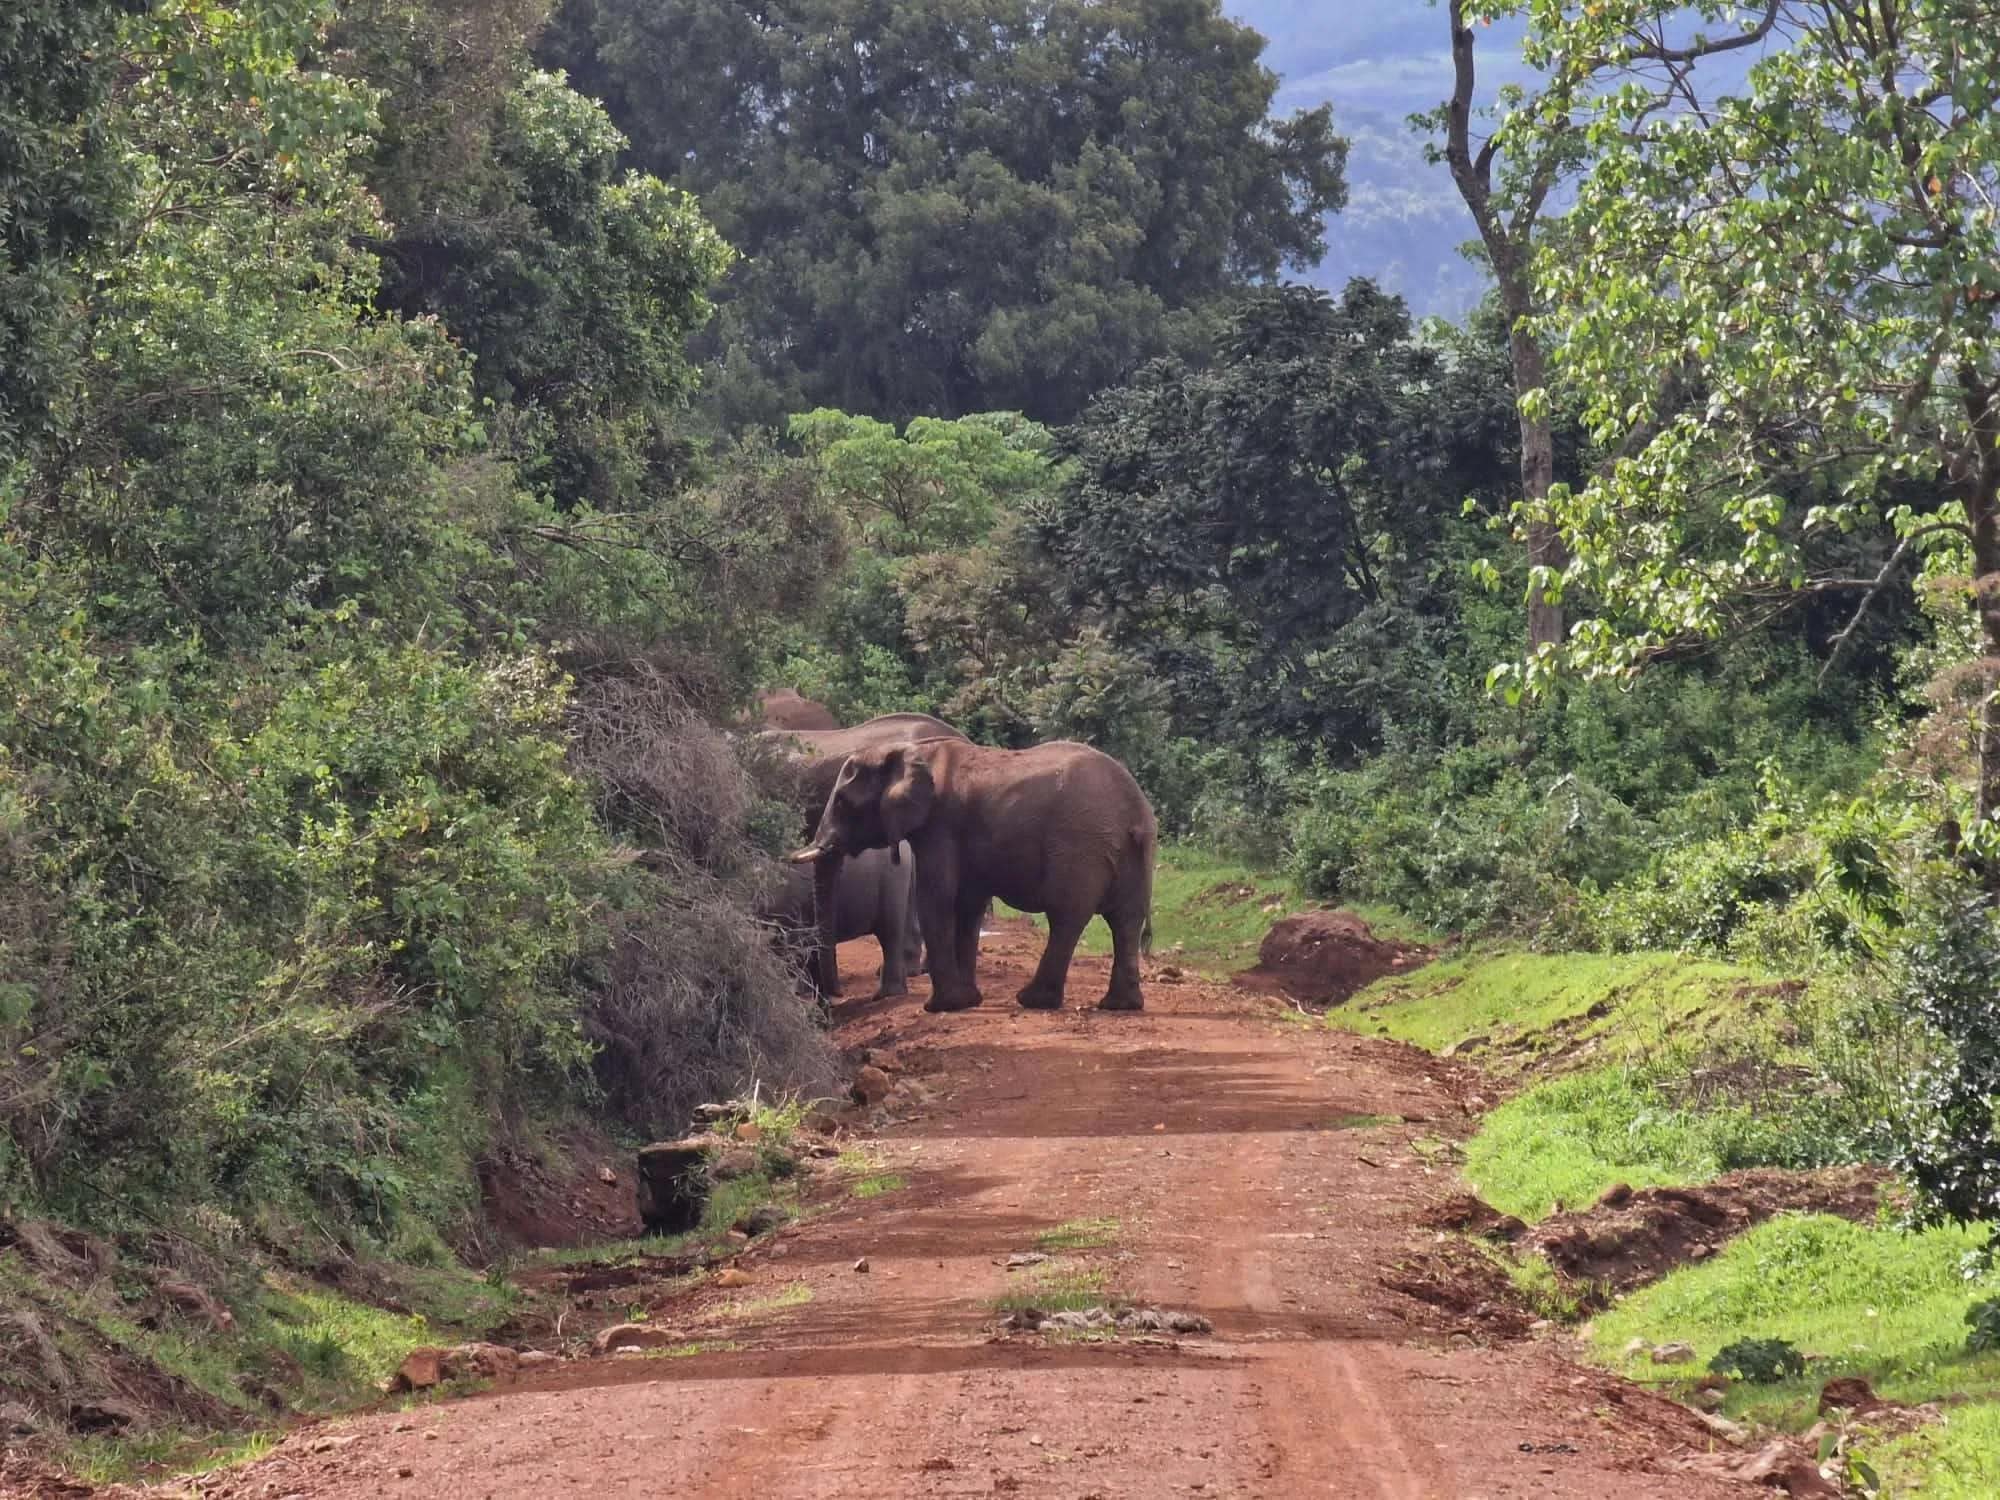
[1225,2,1533,318]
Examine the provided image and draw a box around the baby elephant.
[764,841,921,1000]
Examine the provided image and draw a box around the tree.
[1041,282,1508,753]
[332,4,733,516]
[1421,1,1583,652]
[0,1,142,450]
[1503,2,2000,854]
[543,0,1347,427]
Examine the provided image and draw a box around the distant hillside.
[1225,3,1530,316]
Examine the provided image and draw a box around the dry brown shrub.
[566,659,832,1135]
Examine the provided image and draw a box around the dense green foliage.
[543,0,1347,427]
[0,0,822,1247]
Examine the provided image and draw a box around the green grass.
[1870,1400,2000,1497]
[722,1281,812,1318]
[1033,1217,1120,1251]
[1590,1214,2000,1430]
[640,1338,742,1360]
[1340,949,1775,1078]
[992,1263,1111,1314]
[850,1173,906,1198]
[1464,1065,1828,1222]
[1009,846,1429,976]
[66,1429,280,1487]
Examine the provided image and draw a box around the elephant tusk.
[788,844,831,864]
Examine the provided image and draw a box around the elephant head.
[790,743,933,865]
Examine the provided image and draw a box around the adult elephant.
[791,739,1156,1013]
[758,712,967,997]
[760,842,919,1001]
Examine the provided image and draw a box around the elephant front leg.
[873,887,911,1000]
[918,869,981,1013]
[811,856,843,999]
[1018,911,1087,1010]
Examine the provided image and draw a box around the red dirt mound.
[1525,1166,1890,1302]
[477,1127,644,1250]
[1237,908,1428,1006]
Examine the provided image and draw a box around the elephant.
[757,712,967,996]
[791,738,1157,1014]
[762,841,920,1000]
[757,687,839,731]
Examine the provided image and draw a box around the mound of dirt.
[1379,1237,1538,1343]
[1237,909,1429,1007]
[478,1127,644,1250]
[1525,1167,1890,1302]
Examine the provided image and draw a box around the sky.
[1221,3,1537,318]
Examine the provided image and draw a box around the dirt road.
[193,924,1741,1499]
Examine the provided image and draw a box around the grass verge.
[1339,949,1777,1079]
[1589,1214,2000,1430]
[1033,1218,1120,1251]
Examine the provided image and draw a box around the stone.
[807,1110,841,1136]
[0,1400,39,1438]
[590,1323,686,1353]
[716,1267,755,1288]
[851,1066,893,1106]
[597,1165,618,1185]
[1649,1341,1697,1365]
[635,1139,713,1234]
[441,1343,519,1382]
[734,1121,763,1143]
[1696,1411,1749,1446]
[389,1347,447,1392]
[1597,1182,1634,1209]
[734,1203,788,1238]
[1004,1252,1048,1269]
[863,1047,901,1073]
[853,1257,871,1273]
[710,1147,760,1182]
[1692,1386,1728,1412]
[517,1350,559,1369]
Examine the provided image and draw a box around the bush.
[1709,1337,1808,1383]
[567,662,834,1137]
[1287,752,1649,935]
[1889,876,2000,1229]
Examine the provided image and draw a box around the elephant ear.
[879,745,936,846]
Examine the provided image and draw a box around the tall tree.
[543,0,1347,427]
[1503,2,2000,847]
[0,0,141,451]
[1042,281,1506,752]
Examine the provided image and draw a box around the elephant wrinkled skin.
[762,841,919,1000]
[794,738,1157,1014]
[758,713,966,995]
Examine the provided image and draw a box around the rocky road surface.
[174,922,1744,1500]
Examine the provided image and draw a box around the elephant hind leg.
[1099,910,1145,1011]
[1019,912,1087,1010]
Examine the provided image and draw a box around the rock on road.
[183,923,1743,1500]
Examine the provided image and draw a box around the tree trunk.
[1503,281,1564,651]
